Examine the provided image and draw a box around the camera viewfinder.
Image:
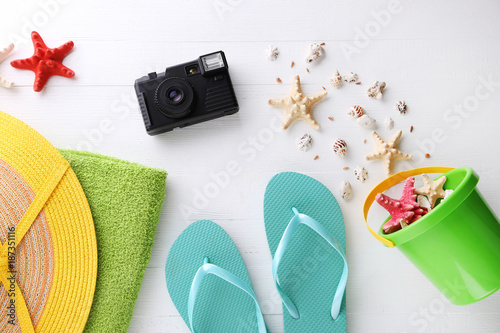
[186,65,199,76]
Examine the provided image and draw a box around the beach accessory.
[377,176,427,234]
[354,165,368,182]
[165,220,268,332]
[330,70,342,88]
[268,75,327,130]
[0,43,15,88]
[367,80,386,99]
[0,111,97,332]
[58,150,167,333]
[415,174,447,208]
[264,172,348,332]
[347,105,364,118]
[305,43,325,63]
[395,100,407,114]
[366,130,412,175]
[11,31,75,92]
[342,72,358,83]
[363,166,500,305]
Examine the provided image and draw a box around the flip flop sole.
[264,172,347,332]
[165,220,260,332]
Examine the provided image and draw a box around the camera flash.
[201,52,224,71]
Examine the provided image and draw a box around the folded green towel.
[59,150,167,333]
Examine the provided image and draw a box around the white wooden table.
[1,0,500,332]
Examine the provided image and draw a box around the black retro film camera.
[134,51,239,135]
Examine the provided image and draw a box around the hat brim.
[0,111,97,332]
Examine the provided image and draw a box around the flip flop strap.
[188,258,267,333]
[272,207,348,321]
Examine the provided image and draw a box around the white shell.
[384,117,394,130]
[0,43,15,88]
[396,100,407,114]
[357,114,376,128]
[417,195,432,211]
[367,81,386,99]
[340,181,352,200]
[354,166,368,182]
[305,43,325,63]
[330,70,342,88]
[333,139,347,157]
[297,133,313,151]
[343,72,358,83]
[347,105,364,118]
[442,189,454,201]
[265,45,279,61]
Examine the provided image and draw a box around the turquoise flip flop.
[264,172,348,332]
[165,220,268,332]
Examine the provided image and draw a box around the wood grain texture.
[1,0,500,332]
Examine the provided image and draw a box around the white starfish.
[415,174,447,208]
[366,130,412,175]
[268,75,327,130]
[0,43,14,88]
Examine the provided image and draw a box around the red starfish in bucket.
[10,31,75,92]
[376,177,428,234]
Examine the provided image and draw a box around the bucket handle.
[363,166,455,248]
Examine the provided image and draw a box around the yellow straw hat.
[0,111,97,332]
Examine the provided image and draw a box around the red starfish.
[10,31,75,92]
[376,176,428,234]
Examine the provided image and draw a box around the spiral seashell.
[305,43,325,63]
[330,70,342,88]
[347,105,365,118]
[333,139,347,157]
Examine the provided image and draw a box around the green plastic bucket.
[363,167,500,305]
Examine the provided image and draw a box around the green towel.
[59,150,167,333]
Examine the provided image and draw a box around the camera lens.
[167,88,184,104]
[154,77,195,119]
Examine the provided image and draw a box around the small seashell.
[266,45,279,61]
[384,117,394,130]
[357,114,376,129]
[347,105,365,118]
[396,100,407,114]
[417,195,432,211]
[333,139,347,157]
[330,70,342,88]
[340,181,352,200]
[354,166,368,182]
[442,189,454,201]
[367,81,386,99]
[297,133,313,151]
[343,72,358,83]
[305,43,325,63]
